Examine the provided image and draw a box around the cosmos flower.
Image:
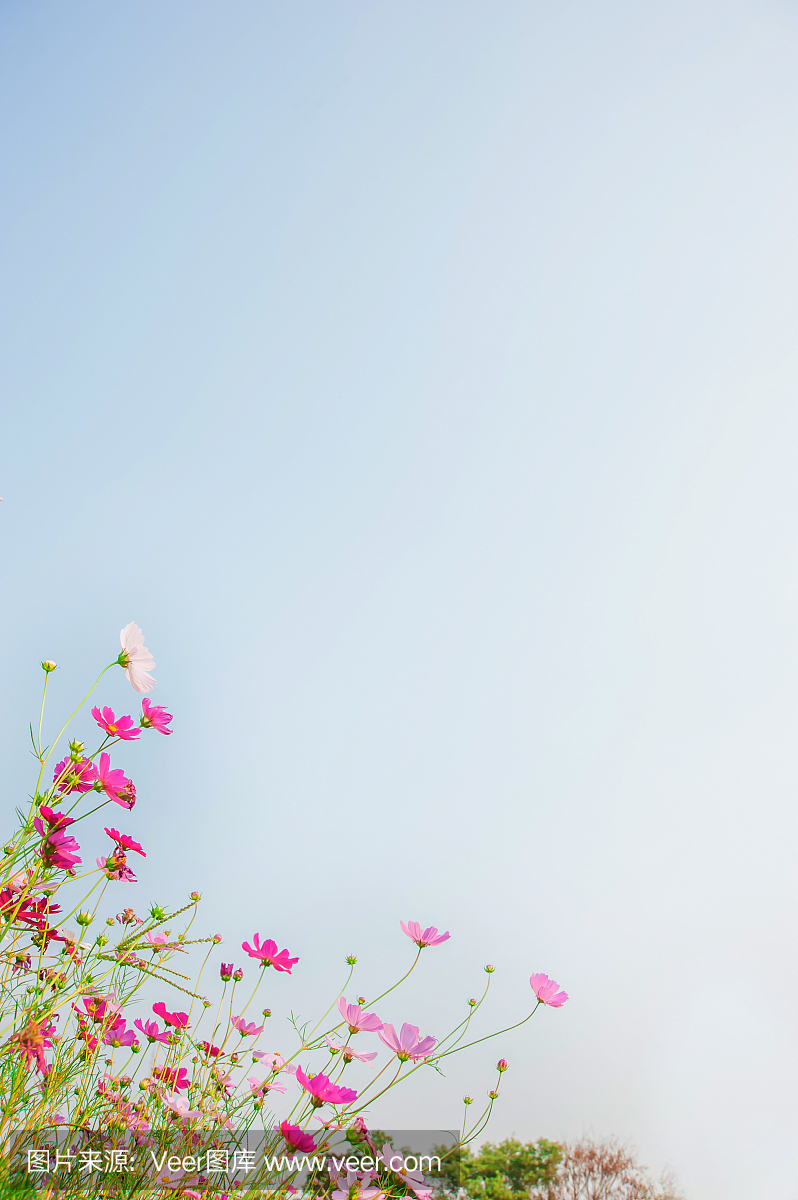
[37,825,82,871]
[280,1121,317,1152]
[248,1075,287,1096]
[378,1144,430,1196]
[400,921,450,948]
[152,1001,190,1029]
[119,623,156,693]
[91,706,141,741]
[241,934,298,973]
[162,1092,201,1121]
[141,698,173,735]
[296,1068,357,1107]
[325,1036,377,1064]
[529,973,568,1007]
[134,1018,171,1045]
[53,756,97,795]
[103,1019,139,1050]
[95,755,132,805]
[377,1023,436,1062]
[231,1014,264,1037]
[252,1050,297,1075]
[104,828,146,857]
[337,997,383,1033]
[152,1065,190,1092]
[14,1017,57,1073]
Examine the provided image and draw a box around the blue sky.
[3,3,798,1197]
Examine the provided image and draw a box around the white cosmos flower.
[119,622,156,693]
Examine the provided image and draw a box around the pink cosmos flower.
[331,1172,385,1200]
[242,934,298,973]
[104,828,146,857]
[296,1067,357,1107]
[337,997,383,1033]
[115,780,136,809]
[232,1014,264,1037]
[253,1050,297,1075]
[153,1065,190,1091]
[152,1001,190,1029]
[78,992,123,1024]
[141,698,173,735]
[95,754,132,805]
[119,622,156,693]
[97,852,136,882]
[529,973,568,1007]
[145,931,170,949]
[280,1121,317,1152]
[378,1023,436,1062]
[199,1041,221,1057]
[378,1144,430,1196]
[14,1017,57,1073]
[53,756,97,794]
[36,823,82,872]
[35,805,74,833]
[220,963,234,981]
[163,1092,201,1121]
[91,706,141,741]
[134,1018,171,1045]
[400,921,450,948]
[325,1036,377,1064]
[103,1019,139,1050]
[248,1075,287,1096]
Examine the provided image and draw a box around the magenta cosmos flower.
[152,1065,190,1092]
[242,934,298,973]
[141,698,173,735]
[529,973,568,1007]
[296,1068,357,1107]
[103,1018,139,1050]
[280,1121,316,1152]
[134,1018,171,1045]
[152,1001,190,1029]
[337,997,383,1033]
[232,1014,264,1037]
[325,1036,377,1064]
[400,921,450,948]
[53,756,97,795]
[91,706,141,741]
[119,622,156,693]
[378,1023,436,1062]
[104,828,146,857]
[94,754,132,805]
[34,809,82,871]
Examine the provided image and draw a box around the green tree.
[432,1138,563,1200]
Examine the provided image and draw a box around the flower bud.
[220,963,233,982]
[42,661,57,672]
[233,969,243,982]
[497,1059,508,1072]
[468,998,477,1007]
[96,935,108,947]
[190,892,201,901]
[231,1053,239,1064]
[202,999,211,1008]
[212,934,222,944]
[69,741,84,762]
[4,845,14,855]
[130,1043,140,1054]
[463,1096,473,1105]
[76,912,93,926]
[262,1009,271,1018]
[345,954,357,965]
[484,964,495,973]
[488,1089,499,1099]
[149,904,167,921]
[139,1079,150,1091]
[357,997,366,1006]
[105,917,114,926]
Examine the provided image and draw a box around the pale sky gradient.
[3,3,798,1198]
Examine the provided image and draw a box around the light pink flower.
[330,1170,385,1200]
[248,1075,287,1096]
[163,1092,201,1121]
[378,1143,430,1195]
[119,622,156,693]
[91,706,141,741]
[97,852,136,882]
[141,698,173,735]
[253,1050,297,1075]
[232,1014,264,1037]
[400,921,450,948]
[529,973,568,1007]
[337,997,383,1033]
[377,1023,436,1062]
[296,1067,357,1107]
[242,934,298,973]
[325,1036,377,1064]
[53,756,97,795]
[145,931,170,949]
[95,754,132,805]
